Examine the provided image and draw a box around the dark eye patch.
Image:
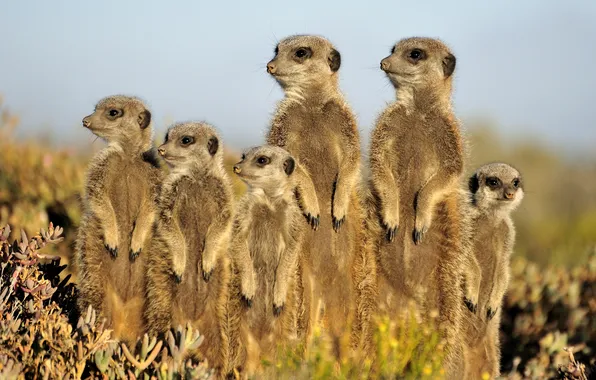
[106,109,123,120]
[294,47,313,60]
[485,177,501,189]
[180,136,194,146]
[407,48,427,63]
[512,178,521,188]
[274,46,279,55]
[256,156,270,166]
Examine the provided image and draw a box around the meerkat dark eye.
[180,136,194,146]
[294,47,312,60]
[512,178,520,188]
[106,109,123,120]
[296,49,307,58]
[241,153,246,161]
[274,46,279,56]
[256,156,270,166]
[486,177,500,189]
[408,49,426,62]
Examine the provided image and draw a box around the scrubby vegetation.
[1,96,595,378]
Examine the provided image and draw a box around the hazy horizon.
[1,0,595,158]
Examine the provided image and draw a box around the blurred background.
[1,0,596,267]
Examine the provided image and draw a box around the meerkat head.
[233,145,296,198]
[266,35,341,95]
[468,163,524,215]
[82,95,153,150]
[157,122,223,172]
[380,37,456,97]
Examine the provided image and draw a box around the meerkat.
[265,34,365,356]
[226,145,312,375]
[143,122,234,374]
[367,37,467,378]
[75,95,161,345]
[460,163,524,380]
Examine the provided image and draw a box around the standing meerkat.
[143,122,234,373]
[367,37,467,377]
[75,95,161,345]
[228,145,312,375]
[265,34,364,355]
[461,163,524,380]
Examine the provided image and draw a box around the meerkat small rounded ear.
[328,49,341,72]
[138,110,152,129]
[207,136,219,156]
[442,53,456,78]
[468,173,480,194]
[283,157,295,176]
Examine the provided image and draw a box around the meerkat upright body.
[367,37,466,377]
[228,145,310,375]
[265,34,363,354]
[461,163,524,380]
[144,122,233,373]
[75,95,161,344]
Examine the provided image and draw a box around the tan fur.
[265,34,365,357]
[75,95,162,345]
[143,122,234,375]
[227,145,309,376]
[461,163,524,380]
[367,37,466,378]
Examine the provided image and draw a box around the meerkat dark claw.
[464,297,477,314]
[487,307,497,321]
[129,248,141,262]
[273,303,284,316]
[385,225,398,242]
[202,269,212,282]
[105,244,118,258]
[332,216,345,232]
[241,295,253,308]
[413,228,426,245]
[173,273,182,284]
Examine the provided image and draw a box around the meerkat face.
[157,122,222,170]
[82,95,152,144]
[469,163,524,213]
[380,37,456,89]
[266,35,341,89]
[233,145,295,195]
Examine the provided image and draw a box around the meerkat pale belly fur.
[367,37,468,378]
[227,145,312,376]
[461,163,524,380]
[75,95,161,345]
[265,34,367,357]
[143,122,234,374]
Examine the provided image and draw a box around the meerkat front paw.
[129,227,147,262]
[304,212,320,231]
[240,269,256,307]
[413,212,432,245]
[273,303,284,317]
[103,225,119,258]
[463,297,477,314]
[201,254,216,283]
[486,307,498,321]
[332,197,348,233]
[381,208,399,242]
[169,240,187,284]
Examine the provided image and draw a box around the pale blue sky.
[1,0,595,156]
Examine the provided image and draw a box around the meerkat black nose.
[380,59,390,71]
[233,165,241,174]
[82,117,91,128]
[266,62,276,74]
[157,147,166,156]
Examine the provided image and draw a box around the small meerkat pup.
[75,95,161,345]
[368,37,467,378]
[266,34,364,356]
[228,145,311,375]
[461,163,524,380]
[144,122,234,373]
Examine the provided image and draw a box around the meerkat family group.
[74,34,524,379]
